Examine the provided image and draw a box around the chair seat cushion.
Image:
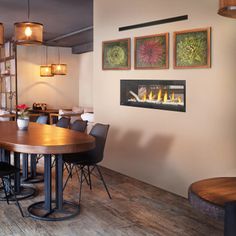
[81,113,94,123]
[0,162,19,177]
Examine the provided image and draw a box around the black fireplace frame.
[120,80,186,112]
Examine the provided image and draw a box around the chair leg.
[7,176,24,217]
[51,156,56,169]
[36,154,43,164]
[82,168,90,186]
[69,164,74,179]
[75,165,88,185]
[1,177,9,204]
[64,162,71,176]
[63,164,74,191]
[87,166,92,190]
[95,165,112,199]
[79,167,84,204]
[75,165,81,182]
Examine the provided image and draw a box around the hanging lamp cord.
[27,0,30,21]
[46,46,48,65]
[58,47,61,64]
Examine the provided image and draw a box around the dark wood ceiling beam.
[72,42,93,54]
[46,26,93,43]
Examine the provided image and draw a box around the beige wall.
[17,46,80,109]
[94,0,236,196]
[78,52,93,108]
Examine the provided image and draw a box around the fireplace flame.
[142,94,147,101]
[157,89,162,101]
[148,91,154,100]
[163,91,168,103]
[178,96,182,103]
[171,92,175,102]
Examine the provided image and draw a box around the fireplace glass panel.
[120,80,186,112]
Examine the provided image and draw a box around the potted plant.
[16,104,30,130]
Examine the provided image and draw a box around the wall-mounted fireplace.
[120,80,186,112]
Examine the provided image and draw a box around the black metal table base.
[21,173,44,184]
[0,185,36,201]
[27,200,80,221]
[22,154,44,184]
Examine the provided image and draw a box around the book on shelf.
[10,59,15,74]
[1,93,6,108]
[5,77,11,92]
[4,42,10,57]
[0,62,4,73]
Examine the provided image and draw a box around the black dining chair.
[64,120,88,176]
[0,162,24,217]
[70,120,88,132]
[56,117,70,128]
[36,115,48,124]
[63,123,111,202]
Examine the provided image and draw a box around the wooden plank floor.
[0,165,223,236]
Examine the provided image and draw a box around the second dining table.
[0,121,95,221]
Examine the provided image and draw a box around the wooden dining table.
[0,121,95,221]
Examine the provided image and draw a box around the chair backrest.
[70,120,87,132]
[36,115,48,124]
[89,123,110,164]
[56,117,70,128]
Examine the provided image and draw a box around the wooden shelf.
[0,74,15,77]
[0,55,14,63]
[0,113,16,119]
[0,41,17,112]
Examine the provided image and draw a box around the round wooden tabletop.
[189,177,236,219]
[189,177,236,207]
[0,121,95,154]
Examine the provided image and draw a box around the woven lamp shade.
[0,23,4,46]
[218,0,236,18]
[14,22,43,45]
[40,65,53,77]
[51,64,67,75]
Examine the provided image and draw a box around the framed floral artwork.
[174,27,211,69]
[134,33,169,69]
[102,38,131,70]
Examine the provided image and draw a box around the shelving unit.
[0,41,17,113]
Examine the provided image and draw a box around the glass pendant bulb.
[0,23,4,46]
[24,26,32,37]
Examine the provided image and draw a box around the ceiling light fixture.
[51,48,67,75]
[14,0,43,45]
[40,46,53,77]
[0,23,4,46]
[218,0,236,18]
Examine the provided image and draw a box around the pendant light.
[40,46,53,77]
[218,0,236,18]
[14,0,43,45]
[51,48,67,75]
[0,23,4,46]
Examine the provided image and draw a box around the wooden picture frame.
[174,27,211,69]
[134,33,169,70]
[102,38,131,70]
